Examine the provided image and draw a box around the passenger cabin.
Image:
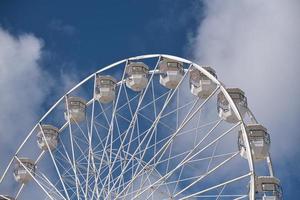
[37,124,59,151]
[64,96,87,123]
[239,124,270,161]
[13,158,35,184]
[125,62,149,92]
[255,176,282,200]
[189,66,217,98]
[159,58,184,89]
[95,75,117,103]
[217,88,248,123]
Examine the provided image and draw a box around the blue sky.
[0,0,300,199]
[0,0,202,77]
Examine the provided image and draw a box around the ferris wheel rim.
[1,54,257,199]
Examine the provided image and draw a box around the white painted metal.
[0,54,279,200]
[0,196,15,200]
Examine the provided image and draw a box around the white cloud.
[0,27,79,197]
[49,19,76,35]
[0,27,52,196]
[189,0,300,159]
[188,1,300,196]
[0,28,50,156]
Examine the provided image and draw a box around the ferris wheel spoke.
[113,90,174,197]
[65,96,85,199]
[145,151,239,193]
[162,90,181,177]
[186,151,240,168]
[179,172,252,200]
[150,80,159,165]
[206,140,220,173]
[138,88,170,111]
[233,195,249,200]
[126,88,219,198]
[70,92,98,199]
[136,85,219,178]
[153,152,237,188]
[122,84,135,118]
[38,123,71,200]
[72,134,91,177]
[115,64,195,199]
[112,115,135,193]
[137,112,175,132]
[165,90,180,177]
[90,159,107,199]
[59,125,85,198]
[102,95,143,197]
[15,183,25,199]
[90,157,108,199]
[169,122,241,198]
[115,112,131,124]
[91,124,110,190]
[115,91,141,113]
[145,158,242,200]
[117,59,163,171]
[160,98,196,120]
[93,103,112,123]
[216,184,226,200]
[96,100,112,128]
[66,134,90,176]
[104,83,139,194]
[172,162,184,194]
[127,118,220,167]
[90,119,113,199]
[135,111,144,162]
[173,151,240,198]
[129,118,236,199]
[39,173,67,200]
[97,60,129,198]
[31,167,65,197]
[104,58,164,198]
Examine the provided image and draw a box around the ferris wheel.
[0,54,282,200]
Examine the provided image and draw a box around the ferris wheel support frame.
[0,54,276,200]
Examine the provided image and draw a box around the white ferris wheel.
[0,55,282,200]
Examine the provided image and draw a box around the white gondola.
[64,96,86,123]
[13,158,35,184]
[217,88,247,123]
[37,124,59,151]
[159,58,184,89]
[254,176,282,200]
[95,75,117,103]
[189,66,217,98]
[239,124,270,161]
[0,196,15,200]
[125,62,149,91]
